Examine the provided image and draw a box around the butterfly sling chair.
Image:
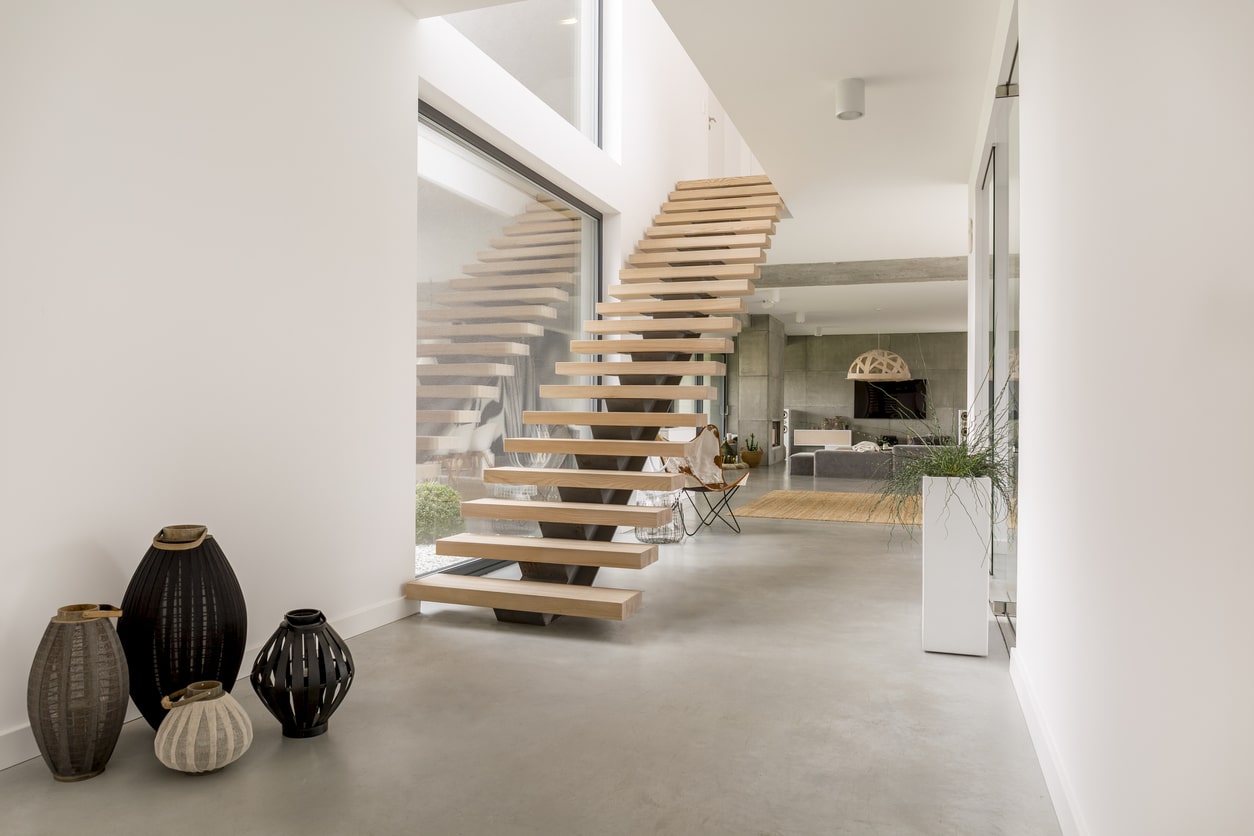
[664,424,749,535]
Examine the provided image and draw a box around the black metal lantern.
[250,608,355,738]
[118,525,248,730]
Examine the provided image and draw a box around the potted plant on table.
[740,433,764,468]
[877,409,1013,657]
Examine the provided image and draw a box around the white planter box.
[921,476,991,656]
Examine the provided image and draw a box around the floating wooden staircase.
[406,175,784,623]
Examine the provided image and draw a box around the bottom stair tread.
[405,574,642,621]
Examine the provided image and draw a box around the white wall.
[1015,2,1254,833]
[0,0,419,767]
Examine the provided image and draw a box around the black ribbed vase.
[118,525,247,731]
[250,608,354,738]
[27,605,129,781]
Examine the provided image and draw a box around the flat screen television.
[854,379,928,420]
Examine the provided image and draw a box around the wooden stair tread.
[483,467,685,491]
[540,384,717,400]
[433,287,569,305]
[490,231,580,247]
[416,409,480,423]
[461,498,670,527]
[416,384,500,399]
[644,219,776,238]
[674,174,774,190]
[416,342,530,357]
[554,361,726,376]
[523,410,710,428]
[660,194,783,213]
[501,220,581,235]
[608,279,755,300]
[596,298,746,316]
[636,233,770,251]
[504,437,688,456]
[435,533,658,569]
[584,317,742,335]
[418,305,557,322]
[667,183,780,201]
[652,206,781,225]
[569,338,734,354]
[617,263,759,283]
[417,322,546,338]
[404,574,642,621]
[446,272,577,290]
[626,247,765,267]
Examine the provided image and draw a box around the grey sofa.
[788,444,943,479]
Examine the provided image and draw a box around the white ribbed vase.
[154,680,253,773]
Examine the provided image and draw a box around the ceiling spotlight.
[558,17,578,25]
[795,311,806,324]
[835,78,865,121]
[813,326,823,338]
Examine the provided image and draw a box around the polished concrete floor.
[3,465,1059,836]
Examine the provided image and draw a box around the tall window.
[415,107,599,577]
[444,0,601,143]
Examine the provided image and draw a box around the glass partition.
[444,0,600,143]
[415,112,598,576]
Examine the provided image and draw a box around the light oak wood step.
[636,233,770,251]
[483,467,685,492]
[523,410,710,428]
[433,287,569,306]
[519,205,580,221]
[418,322,546,339]
[478,243,580,261]
[644,219,776,238]
[660,194,783,213]
[667,183,780,201]
[553,360,726,376]
[617,264,759,283]
[461,498,670,528]
[607,279,756,300]
[501,220,581,235]
[583,317,742,335]
[674,174,773,190]
[596,298,746,317]
[446,272,577,290]
[416,342,530,357]
[416,384,500,399]
[404,574,641,621]
[416,410,480,423]
[539,384,717,400]
[415,362,515,378]
[569,338,734,354]
[504,437,688,457]
[490,231,581,247]
[626,247,765,267]
[436,532,658,569]
[652,206,781,225]
[418,305,557,322]
[462,258,578,276]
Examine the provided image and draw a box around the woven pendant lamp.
[847,348,911,381]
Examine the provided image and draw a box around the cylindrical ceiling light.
[835,78,865,121]
[847,348,910,381]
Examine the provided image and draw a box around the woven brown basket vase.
[27,604,129,781]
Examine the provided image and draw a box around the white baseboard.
[1009,649,1089,836]
[1,594,420,773]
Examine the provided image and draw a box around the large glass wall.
[415,110,598,576]
[444,0,600,143]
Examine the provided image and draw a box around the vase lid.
[284,608,326,628]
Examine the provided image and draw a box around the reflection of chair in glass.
[665,425,748,535]
[464,417,503,479]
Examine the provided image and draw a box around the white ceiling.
[653,0,1000,334]
[751,281,968,336]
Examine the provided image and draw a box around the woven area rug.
[736,490,920,525]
